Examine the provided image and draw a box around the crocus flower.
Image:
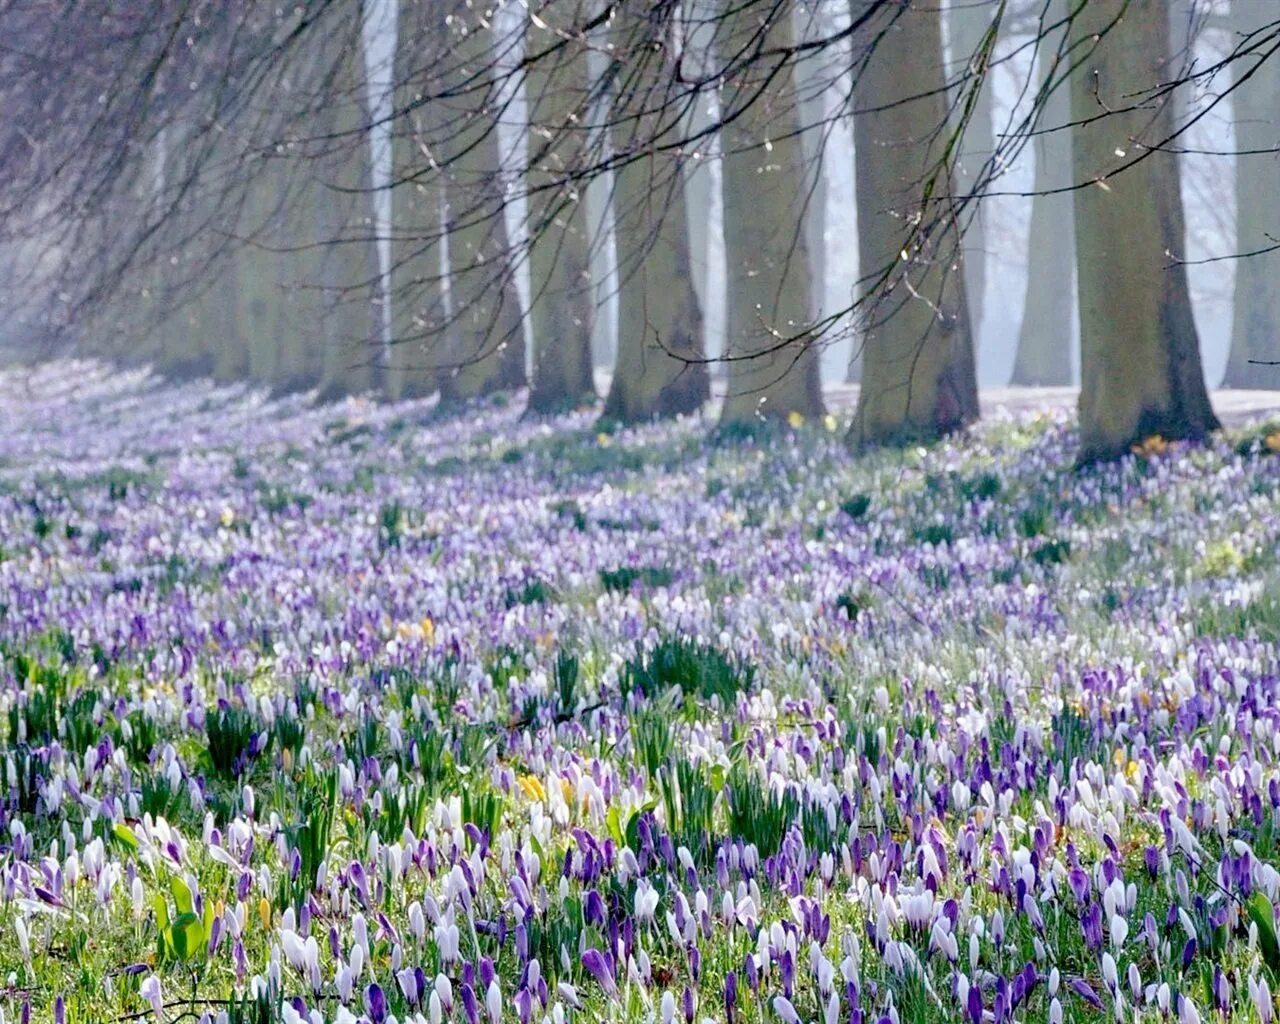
[140,976,163,1020]
[582,948,617,999]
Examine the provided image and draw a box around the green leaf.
[169,874,193,916]
[170,911,204,961]
[113,823,139,850]
[606,806,623,847]
[152,893,169,931]
[1247,892,1280,974]
[624,800,657,853]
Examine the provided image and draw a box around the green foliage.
[140,773,189,820]
[368,781,431,841]
[378,500,405,551]
[120,710,160,766]
[4,648,86,746]
[10,746,49,814]
[205,705,267,782]
[846,717,884,768]
[401,721,449,792]
[550,499,588,531]
[504,577,554,608]
[840,493,872,520]
[1246,892,1280,975]
[454,722,495,770]
[958,472,1002,502]
[1051,705,1097,775]
[915,523,954,547]
[621,636,754,706]
[919,565,951,591]
[1189,588,1280,644]
[33,509,52,540]
[1032,537,1072,566]
[224,982,284,1024]
[153,874,213,966]
[553,649,578,717]
[631,707,675,780]
[461,785,505,841]
[272,711,306,762]
[598,565,674,593]
[258,484,310,517]
[659,760,717,864]
[283,769,337,908]
[348,716,383,765]
[1018,502,1053,539]
[725,766,797,859]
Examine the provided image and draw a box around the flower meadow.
[4,363,1280,1024]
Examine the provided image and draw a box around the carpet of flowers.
[3,362,1280,1024]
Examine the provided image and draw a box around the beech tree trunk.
[848,0,979,447]
[1222,0,1280,389]
[1070,0,1218,463]
[1011,0,1075,386]
[435,4,526,407]
[719,2,825,426]
[384,0,447,401]
[946,0,995,335]
[312,45,381,401]
[525,2,597,415]
[601,2,708,424]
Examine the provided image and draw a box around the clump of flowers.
[0,362,1278,1023]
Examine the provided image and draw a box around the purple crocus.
[582,947,618,999]
[1069,978,1103,1010]
[363,983,387,1024]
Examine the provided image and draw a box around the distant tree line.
[1,0,1277,462]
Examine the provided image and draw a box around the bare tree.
[601,1,709,423]
[1010,0,1076,387]
[719,0,826,425]
[848,0,979,446]
[1069,0,1218,462]
[1223,0,1280,388]
[526,0,599,414]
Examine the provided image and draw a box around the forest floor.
[2,361,1280,1024]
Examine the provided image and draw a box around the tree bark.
[312,44,381,401]
[601,2,708,424]
[435,4,526,407]
[1010,0,1075,386]
[682,0,726,373]
[946,0,995,335]
[1070,0,1218,463]
[719,3,825,426]
[525,2,597,415]
[385,1,449,400]
[847,0,978,447]
[1223,0,1280,389]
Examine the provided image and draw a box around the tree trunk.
[683,0,726,371]
[1070,0,1218,463]
[601,2,708,423]
[1223,0,1280,389]
[236,165,290,390]
[312,44,381,401]
[946,0,995,335]
[1010,0,1075,386]
[385,1,449,400]
[719,3,825,426]
[525,2,597,415]
[435,5,526,407]
[847,0,979,447]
